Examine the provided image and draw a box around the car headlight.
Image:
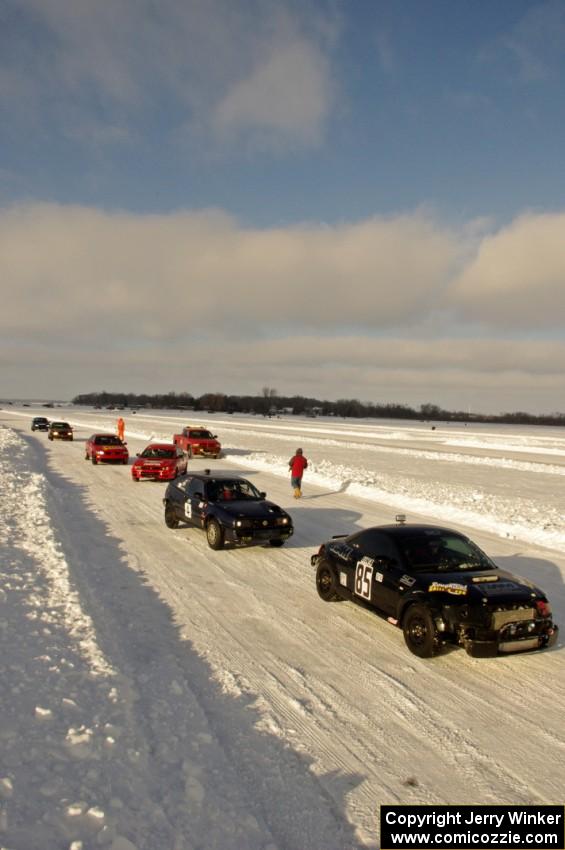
[275,516,289,526]
[235,519,253,529]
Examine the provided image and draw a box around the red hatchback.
[132,443,188,482]
[85,434,129,465]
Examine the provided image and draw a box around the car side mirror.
[260,491,266,499]
[136,452,140,457]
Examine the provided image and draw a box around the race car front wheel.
[315,561,342,602]
[164,503,179,529]
[206,520,224,550]
[402,604,439,658]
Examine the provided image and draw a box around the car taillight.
[535,600,551,617]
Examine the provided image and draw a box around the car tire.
[91,455,98,465]
[122,458,128,465]
[206,519,224,550]
[269,539,285,547]
[84,452,89,461]
[315,560,342,602]
[164,503,179,529]
[402,604,439,658]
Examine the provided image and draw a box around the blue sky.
[1,0,565,414]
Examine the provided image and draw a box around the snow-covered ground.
[1,406,564,850]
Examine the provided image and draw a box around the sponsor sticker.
[358,555,374,569]
[428,581,467,595]
[400,574,416,587]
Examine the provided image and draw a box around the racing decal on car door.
[184,501,192,519]
[354,556,374,599]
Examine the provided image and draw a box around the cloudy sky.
[1,0,565,415]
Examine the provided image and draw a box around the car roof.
[188,471,248,482]
[90,432,120,438]
[354,524,467,538]
[50,421,71,426]
[144,442,176,449]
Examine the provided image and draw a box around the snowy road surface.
[1,407,564,850]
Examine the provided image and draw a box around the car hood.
[219,500,286,518]
[420,568,541,602]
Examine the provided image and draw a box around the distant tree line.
[71,390,565,427]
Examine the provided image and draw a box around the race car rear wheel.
[206,519,224,550]
[91,455,98,465]
[164,503,179,529]
[315,561,341,602]
[403,604,439,658]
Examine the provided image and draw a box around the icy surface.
[1,407,564,849]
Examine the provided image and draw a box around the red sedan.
[85,434,129,465]
[131,443,188,482]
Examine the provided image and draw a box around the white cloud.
[1,0,338,152]
[0,204,460,340]
[1,202,565,413]
[451,212,565,329]
[213,40,331,148]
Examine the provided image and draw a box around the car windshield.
[206,479,262,502]
[95,435,122,445]
[51,422,70,429]
[141,447,175,459]
[189,430,213,439]
[397,532,494,572]
[34,418,48,423]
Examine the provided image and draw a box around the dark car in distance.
[163,470,293,550]
[311,517,558,658]
[48,421,73,441]
[31,416,49,431]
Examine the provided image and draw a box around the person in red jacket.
[288,448,308,498]
[117,416,125,441]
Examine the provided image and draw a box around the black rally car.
[163,470,293,550]
[31,416,49,431]
[311,517,558,658]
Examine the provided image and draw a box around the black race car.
[163,470,293,550]
[311,517,558,658]
[31,416,49,431]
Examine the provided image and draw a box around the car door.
[183,477,208,526]
[349,530,402,616]
[176,447,187,474]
